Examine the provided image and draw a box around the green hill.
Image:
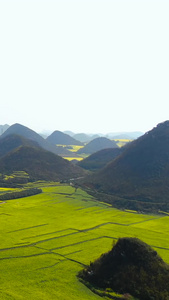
[1,123,71,156]
[78,148,123,171]
[82,121,169,212]
[79,237,169,300]
[0,134,40,158]
[46,130,83,146]
[0,145,85,181]
[77,137,118,155]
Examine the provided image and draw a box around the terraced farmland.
[0,182,169,299]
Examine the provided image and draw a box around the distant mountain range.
[64,131,143,142]
[0,124,143,141]
[0,124,10,135]
[106,131,143,139]
[81,121,169,212]
[72,133,100,143]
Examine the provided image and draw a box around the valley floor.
[0,182,169,299]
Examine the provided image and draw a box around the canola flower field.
[0,182,169,299]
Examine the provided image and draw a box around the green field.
[0,182,169,299]
[56,144,85,161]
[63,156,84,161]
[113,139,132,147]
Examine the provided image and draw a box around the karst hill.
[46,130,83,146]
[0,134,40,158]
[77,137,119,155]
[0,145,85,182]
[78,147,124,171]
[82,121,169,212]
[1,123,71,156]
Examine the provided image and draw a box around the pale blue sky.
[0,0,169,134]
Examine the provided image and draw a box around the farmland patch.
[0,183,169,299]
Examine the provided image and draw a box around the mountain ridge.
[81,121,169,212]
[0,145,86,181]
[77,137,119,155]
[1,123,71,156]
[78,148,124,171]
[46,130,83,146]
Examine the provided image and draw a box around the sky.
[0,0,169,134]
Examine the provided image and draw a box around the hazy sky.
[0,0,169,134]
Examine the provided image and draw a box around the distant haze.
[0,1,168,134]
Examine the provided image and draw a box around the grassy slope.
[0,146,85,182]
[0,183,169,299]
